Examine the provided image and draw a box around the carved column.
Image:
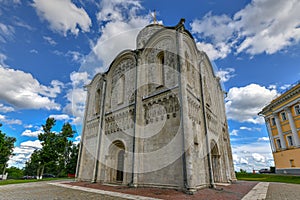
[285,108,300,147]
[274,114,287,149]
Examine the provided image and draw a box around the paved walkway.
[266,182,300,200]
[0,181,127,200]
[242,182,269,200]
[1,180,300,199]
[49,182,161,200]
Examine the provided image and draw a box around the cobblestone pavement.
[266,182,300,200]
[0,181,126,200]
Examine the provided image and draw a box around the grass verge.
[0,178,70,186]
[236,173,300,184]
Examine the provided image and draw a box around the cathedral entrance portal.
[211,140,221,183]
[108,140,126,184]
[116,149,125,182]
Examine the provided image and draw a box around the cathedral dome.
[136,24,164,49]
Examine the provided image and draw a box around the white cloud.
[196,41,231,60]
[49,114,70,121]
[87,0,150,72]
[258,137,269,142]
[43,36,57,46]
[191,0,300,58]
[21,127,43,137]
[32,0,92,36]
[8,140,42,168]
[74,135,81,145]
[0,66,61,110]
[240,126,252,131]
[0,103,14,113]
[232,141,274,172]
[70,71,90,87]
[191,12,234,43]
[30,49,38,54]
[252,153,266,163]
[0,22,14,43]
[225,83,277,124]
[215,68,235,82]
[0,114,22,125]
[63,72,90,125]
[230,129,239,136]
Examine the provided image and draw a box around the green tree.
[37,118,58,178]
[24,150,42,177]
[0,124,16,177]
[6,166,24,179]
[26,118,77,178]
[66,144,79,174]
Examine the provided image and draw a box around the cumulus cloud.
[49,114,70,121]
[196,41,231,60]
[191,0,300,58]
[0,103,14,113]
[225,83,277,124]
[83,0,150,72]
[21,127,43,137]
[0,66,61,110]
[232,141,274,172]
[63,71,90,125]
[0,114,22,125]
[32,0,92,36]
[8,140,42,168]
[215,68,235,82]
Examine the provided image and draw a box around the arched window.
[95,88,101,115]
[117,75,125,104]
[157,51,164,86]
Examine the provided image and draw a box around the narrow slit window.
[157,52,164,86]
[117,75,125,104]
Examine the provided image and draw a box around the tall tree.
[0,124,16,176]
[37,118,58,178]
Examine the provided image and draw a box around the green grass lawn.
[0,178,71,186]
[236,173,300,184]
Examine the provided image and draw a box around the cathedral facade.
[76,19,236,193]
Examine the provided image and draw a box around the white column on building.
[274,114,287,149]
[285,107,300,147]
[265,118,276,152]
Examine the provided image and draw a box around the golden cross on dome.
[152,10,157,24]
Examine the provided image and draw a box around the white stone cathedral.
[76,19,236,193]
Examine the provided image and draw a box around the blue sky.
[0,0,299,171]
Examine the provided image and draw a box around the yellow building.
[259,81,300,174]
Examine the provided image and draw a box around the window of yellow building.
[276,139,282,149]
[295,104,300,115]
[281,111,287,121]
[290,159,295,167]
[287,135,294,147]
[271,117,276,126]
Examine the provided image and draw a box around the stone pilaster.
[285,108,300,147]
[274,114,287,149]
[265,118,276,152]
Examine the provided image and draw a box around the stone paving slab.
[242,182,269,200]
[266,182,300,200]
